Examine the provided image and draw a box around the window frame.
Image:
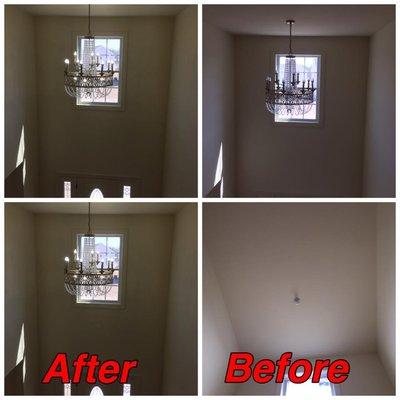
[272,52,323,126]
[280,369,338,396]
[70,228,128,309]
[71,31,128,111]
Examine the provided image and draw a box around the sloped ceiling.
[204,203,378,359]
[204,5,394,36]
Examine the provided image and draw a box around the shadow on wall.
[5,125,26,197]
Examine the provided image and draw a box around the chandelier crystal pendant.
[64,203,114,297]
[64,5,115,99]
[265,20,316,116]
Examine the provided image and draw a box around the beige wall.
[5,205,39,394]
[5,6,39,196]
[35,213,174,395]
[203,23,235,197]
[163,7,198,197]
[376,204,395,386]
[203,250,239,395]
[234,36,369,197]
[35,16,174,197]
[363,21,395,197]
[162,204,197,393]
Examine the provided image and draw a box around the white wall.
[163,7,198,197]
[203,250,239,395]
[5,6,39,196]
[5,205,39,394]
[35,16,174,197]
[338,353,394,395]
[203,22,235,197]
[235,353,394,395]
[363,21,395,197]
[235,36,369,197]
[376,204,395,386]
[35,213,174,395]
[162,204,197,394]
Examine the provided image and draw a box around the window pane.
[64,181,71,198]
[76,234,122,304]
[106,88,119,104]
[77,36,122,106]
[305,56,318,72]
[274,54,320,123]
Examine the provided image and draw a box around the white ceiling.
[204,203,378,359]
[20,5,187,17]
[204,5,395,36]
[17,202,184,215]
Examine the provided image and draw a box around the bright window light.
[76,234,123,304]
[64,181,71,198]
[123,185,131,198]
[281,376,335,397]
[90,188,104,199]
[275,54,321,123]
[77,36,123,106]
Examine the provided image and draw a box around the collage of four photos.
[4,2,396,397]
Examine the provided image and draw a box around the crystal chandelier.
[265,20,316,116]
[64,203,114,297]
[64,5,115,99]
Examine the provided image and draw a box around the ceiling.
[204,203,379,359]
[204,5,395,36]
[18,202,185,215]
[20,5,187,17]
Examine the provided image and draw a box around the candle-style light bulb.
[64,59,70,73]
[73,51,77,63]
[64,256,69,263]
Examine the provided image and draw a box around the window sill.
[74,103,125,112]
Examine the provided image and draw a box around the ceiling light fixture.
[63,5,115,99]
[64,203,114,297]
[265,20,316,116]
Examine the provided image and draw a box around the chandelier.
[64,203,114,297]
[63,5,115,99]
[265,20,316,116]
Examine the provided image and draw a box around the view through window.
[76,234,123,304]
[275,54,321,123]
[281,376,335,397]
[77,36,123,106]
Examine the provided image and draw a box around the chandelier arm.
[289,21,292,54]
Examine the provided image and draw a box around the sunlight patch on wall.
[16,324,26,382]
[213,143,223,197]
[16,126,26,186]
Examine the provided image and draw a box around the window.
[76,234,123,304]
[281,376,335,397]
[275,54,321,123]
[123,185,131,198]
[76,36,123,107]
[64,181,71,198]
[90,188,104,199]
